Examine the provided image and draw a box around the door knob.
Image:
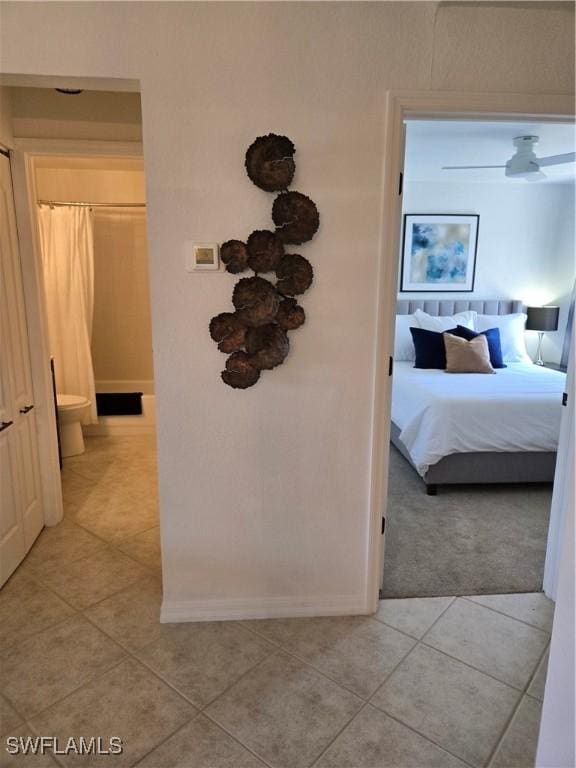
[19,404,34,414]
[0,421,13,432]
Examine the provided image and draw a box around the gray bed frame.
[393,299,558,495]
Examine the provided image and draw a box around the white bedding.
[392,362,566,476]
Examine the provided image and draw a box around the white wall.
[536,341,575,767]
[0,2,574,620]
[402,181,575,363]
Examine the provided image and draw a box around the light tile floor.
[0,436,553,767]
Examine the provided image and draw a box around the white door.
[0,150,43,586]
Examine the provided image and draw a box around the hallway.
[1,437,552,767]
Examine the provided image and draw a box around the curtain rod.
[37,200,146,208]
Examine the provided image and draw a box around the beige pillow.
[444,333,495,374]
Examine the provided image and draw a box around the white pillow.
[476,313,531,363]
[394,315,417,361]
[414,308,477,332]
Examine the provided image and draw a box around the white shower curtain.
[38,205,98,424]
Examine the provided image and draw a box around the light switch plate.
[185,242,220,271]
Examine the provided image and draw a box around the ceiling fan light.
[505,158,541,179]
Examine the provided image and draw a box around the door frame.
[367,89,575,612]
[10,138,145,526]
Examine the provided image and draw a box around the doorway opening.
[380,117,575,600]
[6,84,161,587]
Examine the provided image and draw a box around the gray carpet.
[381,445,552,598]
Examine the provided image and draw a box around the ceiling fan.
[442,135,576,180]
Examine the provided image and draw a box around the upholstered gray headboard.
[396,299,523,316]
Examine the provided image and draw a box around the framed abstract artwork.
[400,214,479,292]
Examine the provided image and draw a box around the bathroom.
[31,148,161,553]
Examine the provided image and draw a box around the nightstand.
[539,362,567,372]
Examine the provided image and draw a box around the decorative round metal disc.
[245,134,296,192]
[272,191,319,244]
[246,230,284,273]
[275,254,314,296]
[276,297,306,330]
[245,324,290,370]
[221,351,261,389]
[232,276,280,326]
[220,240,249,274]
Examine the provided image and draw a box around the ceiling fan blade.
[442,165,506,170]
[537,152,576,168]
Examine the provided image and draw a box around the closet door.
[0,151,43,586]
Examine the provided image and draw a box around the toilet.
[56,394,91,458]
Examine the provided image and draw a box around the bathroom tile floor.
[1,436,552,767]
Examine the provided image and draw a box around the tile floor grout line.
[373,594,457,641]
[483,678,543,768]
[78,573,162,619]
[17,537,109,584]
[134,636,279,715]
[21,638,197,747]
[411,595,458,642]
[365,640,426,707]
[357,636,499,767]
[107,543,162,575]
[77,617,205,714]
[371,609,512,764]
[28,523,160,619]
[201,711,277,768]
[66,513,159,554]
[0,689,36,729]
[364,702,479,768]
[237,621,384,702]
[308,700,372,768]
[26,566,150,617]
[416,598,548,692]
[197,647,284,713]
[23,717,67,768]
[1,592,143,727]
[524,640,551,692]
[24,654,130,726]
[484,702,522,768]
[524,690,545,704]
[0,606,81,658]
[113,522,160,547]
[125,710,201,768]
[418,638,533,693]
[460,595,554,634]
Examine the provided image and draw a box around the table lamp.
[526,306,560,365]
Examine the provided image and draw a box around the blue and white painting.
[401,215,479,292]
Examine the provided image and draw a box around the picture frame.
[400,214,479,293]
[192,243,220,271]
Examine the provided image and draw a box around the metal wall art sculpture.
[210,134,320,388]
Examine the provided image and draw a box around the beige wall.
[9,87,142,141]
[0,86,13,147]
[1,2,574,619]
[35,163,153,389]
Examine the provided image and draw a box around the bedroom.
[382,119,574,600]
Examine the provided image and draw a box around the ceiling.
[404,120,576,185]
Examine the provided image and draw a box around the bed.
[391,299,566,494]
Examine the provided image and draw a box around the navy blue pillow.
[410,326,457,369]
[450,325,506,368]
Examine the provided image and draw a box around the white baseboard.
[160,593,369,623]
